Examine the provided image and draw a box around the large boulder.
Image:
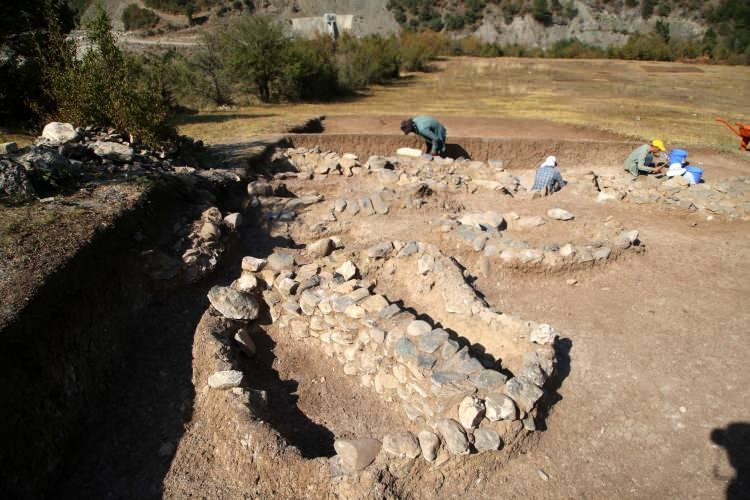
[18,148,70,171]
[417,430,440,461]
[207,286,260,320]
[547,208,575,221]
[207,370,243,389]
[458,396,485,429]
[473,428,501,452]
[42,122,78,145]
[0,142,18,155]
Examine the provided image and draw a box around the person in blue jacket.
[400,116,447,156]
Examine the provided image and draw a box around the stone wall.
[206,232,560,465]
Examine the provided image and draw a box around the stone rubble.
[572,170,750,220]
[448,212,643,272]
[241,236,558,467]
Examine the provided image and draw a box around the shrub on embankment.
[42,7,176,147]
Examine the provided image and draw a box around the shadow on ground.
[712,422,750,500]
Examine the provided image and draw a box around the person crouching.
[624,139,667,177]
[532,155,566,195]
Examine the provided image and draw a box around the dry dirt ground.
[273,159,750,498]
[0,183,147,329]
[154,119,750,498]
[178,57,750,150]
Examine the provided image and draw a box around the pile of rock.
[275,147,521,196]
[179,206,243,282]
[226,238,558,467]
[0,122,201,202]
[444,210,643,271]
[573,171,750,220]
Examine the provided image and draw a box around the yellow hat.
[651,139,666,151]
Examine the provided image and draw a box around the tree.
[532,0,553,26]
[41,6,175,145]
[221,16,289,102]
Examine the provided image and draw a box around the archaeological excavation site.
[2,118,749,499]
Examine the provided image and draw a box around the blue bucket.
[669,148,689,165]
[685,165,703,184]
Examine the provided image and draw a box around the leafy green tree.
[281,37,340,100]
[336,34,400,90]
[221,16,289,102]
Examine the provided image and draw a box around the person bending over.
[400,116,447,157]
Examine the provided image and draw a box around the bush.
[336,34,400,90]
[122,5,160,31]
[172,33,232,106]
[532,0,553,26]
[445,13,466,31]
[400,31,444,71]
[220,16,288,102]
[547,38,607,58]
[42,7,175,146]
[143,0,223,14]
[641,0,658,19]
[281,37,340,100]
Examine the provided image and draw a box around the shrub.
[547,38,606,58]
[122,5,160,31]
[173,33,232,106]
[42,7,175,146]
[281,37,340,100]
[220,16,289,102]
[400,31,443,71]
[457,36,485,56]
[532,0,553,25]
[336,34,400,90]
[657,2,671,17]
[445,13,466,30]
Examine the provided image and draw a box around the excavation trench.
[282,133,750,176]
[0,173,259,499]
[2,130,646,497]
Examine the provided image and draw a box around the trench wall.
[0,180,191,499]
[284,134,639,169]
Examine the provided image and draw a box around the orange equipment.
[715,117,750,151]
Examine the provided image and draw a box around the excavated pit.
[5,129,749,498]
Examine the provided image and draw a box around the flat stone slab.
[208,370,243,389]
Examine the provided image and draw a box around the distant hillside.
[70,0,748,55]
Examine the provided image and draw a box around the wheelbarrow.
[715,117,750,151]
